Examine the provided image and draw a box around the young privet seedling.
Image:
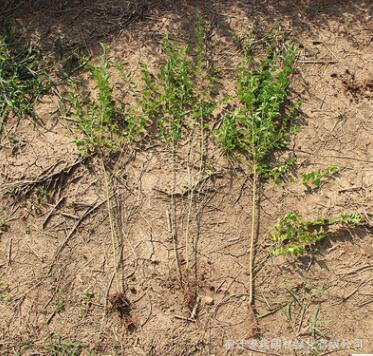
[268,212,363,256]
[65,46,121,152]
[133,15,218,295]
[0,25,52,133]
[301,165,339,189]
[65,45,146,153]
[216,40,299,161]
[216,36,299,303]
[139,36,216,145]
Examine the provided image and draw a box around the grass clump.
[301,165,339,189]
[46,336,84,356]
[268,212,363,256]
[0,25,52,133]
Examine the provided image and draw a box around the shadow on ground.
[1,0,371,54]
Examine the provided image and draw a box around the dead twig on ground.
[48,194,114,275]
[299,60,338,64]
[3,158,87,199]
[7,238,12,265]
[173,315,196,322]
[256,303,288,320]
[190,295,201,320]
[42,196,65,228]
[339,278,373,303]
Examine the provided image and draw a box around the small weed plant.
[268,212,363,256]
[301,165,339,189]
[53,300,65,314]
[256,158,296,184]
[0,25,52,132]
[0,218,9,235]
[47,336,84,356]
[81,288,95,305]
[0,282,10,301]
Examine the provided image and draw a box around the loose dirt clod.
[340,69,373,102]
[203,296,214,305]
[109,292,135,332]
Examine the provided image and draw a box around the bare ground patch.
[0,1,372,355]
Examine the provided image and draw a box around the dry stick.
[248,166,258,305]
[299,60,337,64]
[190,295,201,320]
[184,139,193,272]
[297,304,307,335]
[184,128,203,275]
[103,163,121,294]
[42,196,65,228]
[3,158,85,197]
[256,303,288,320]
[173,314,196,322]
[48,195,113,275]
[7,238,12,265]
[171,146,183,285]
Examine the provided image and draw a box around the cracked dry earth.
[0,0,372,355]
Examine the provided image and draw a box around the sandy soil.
[0,1,372,355]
